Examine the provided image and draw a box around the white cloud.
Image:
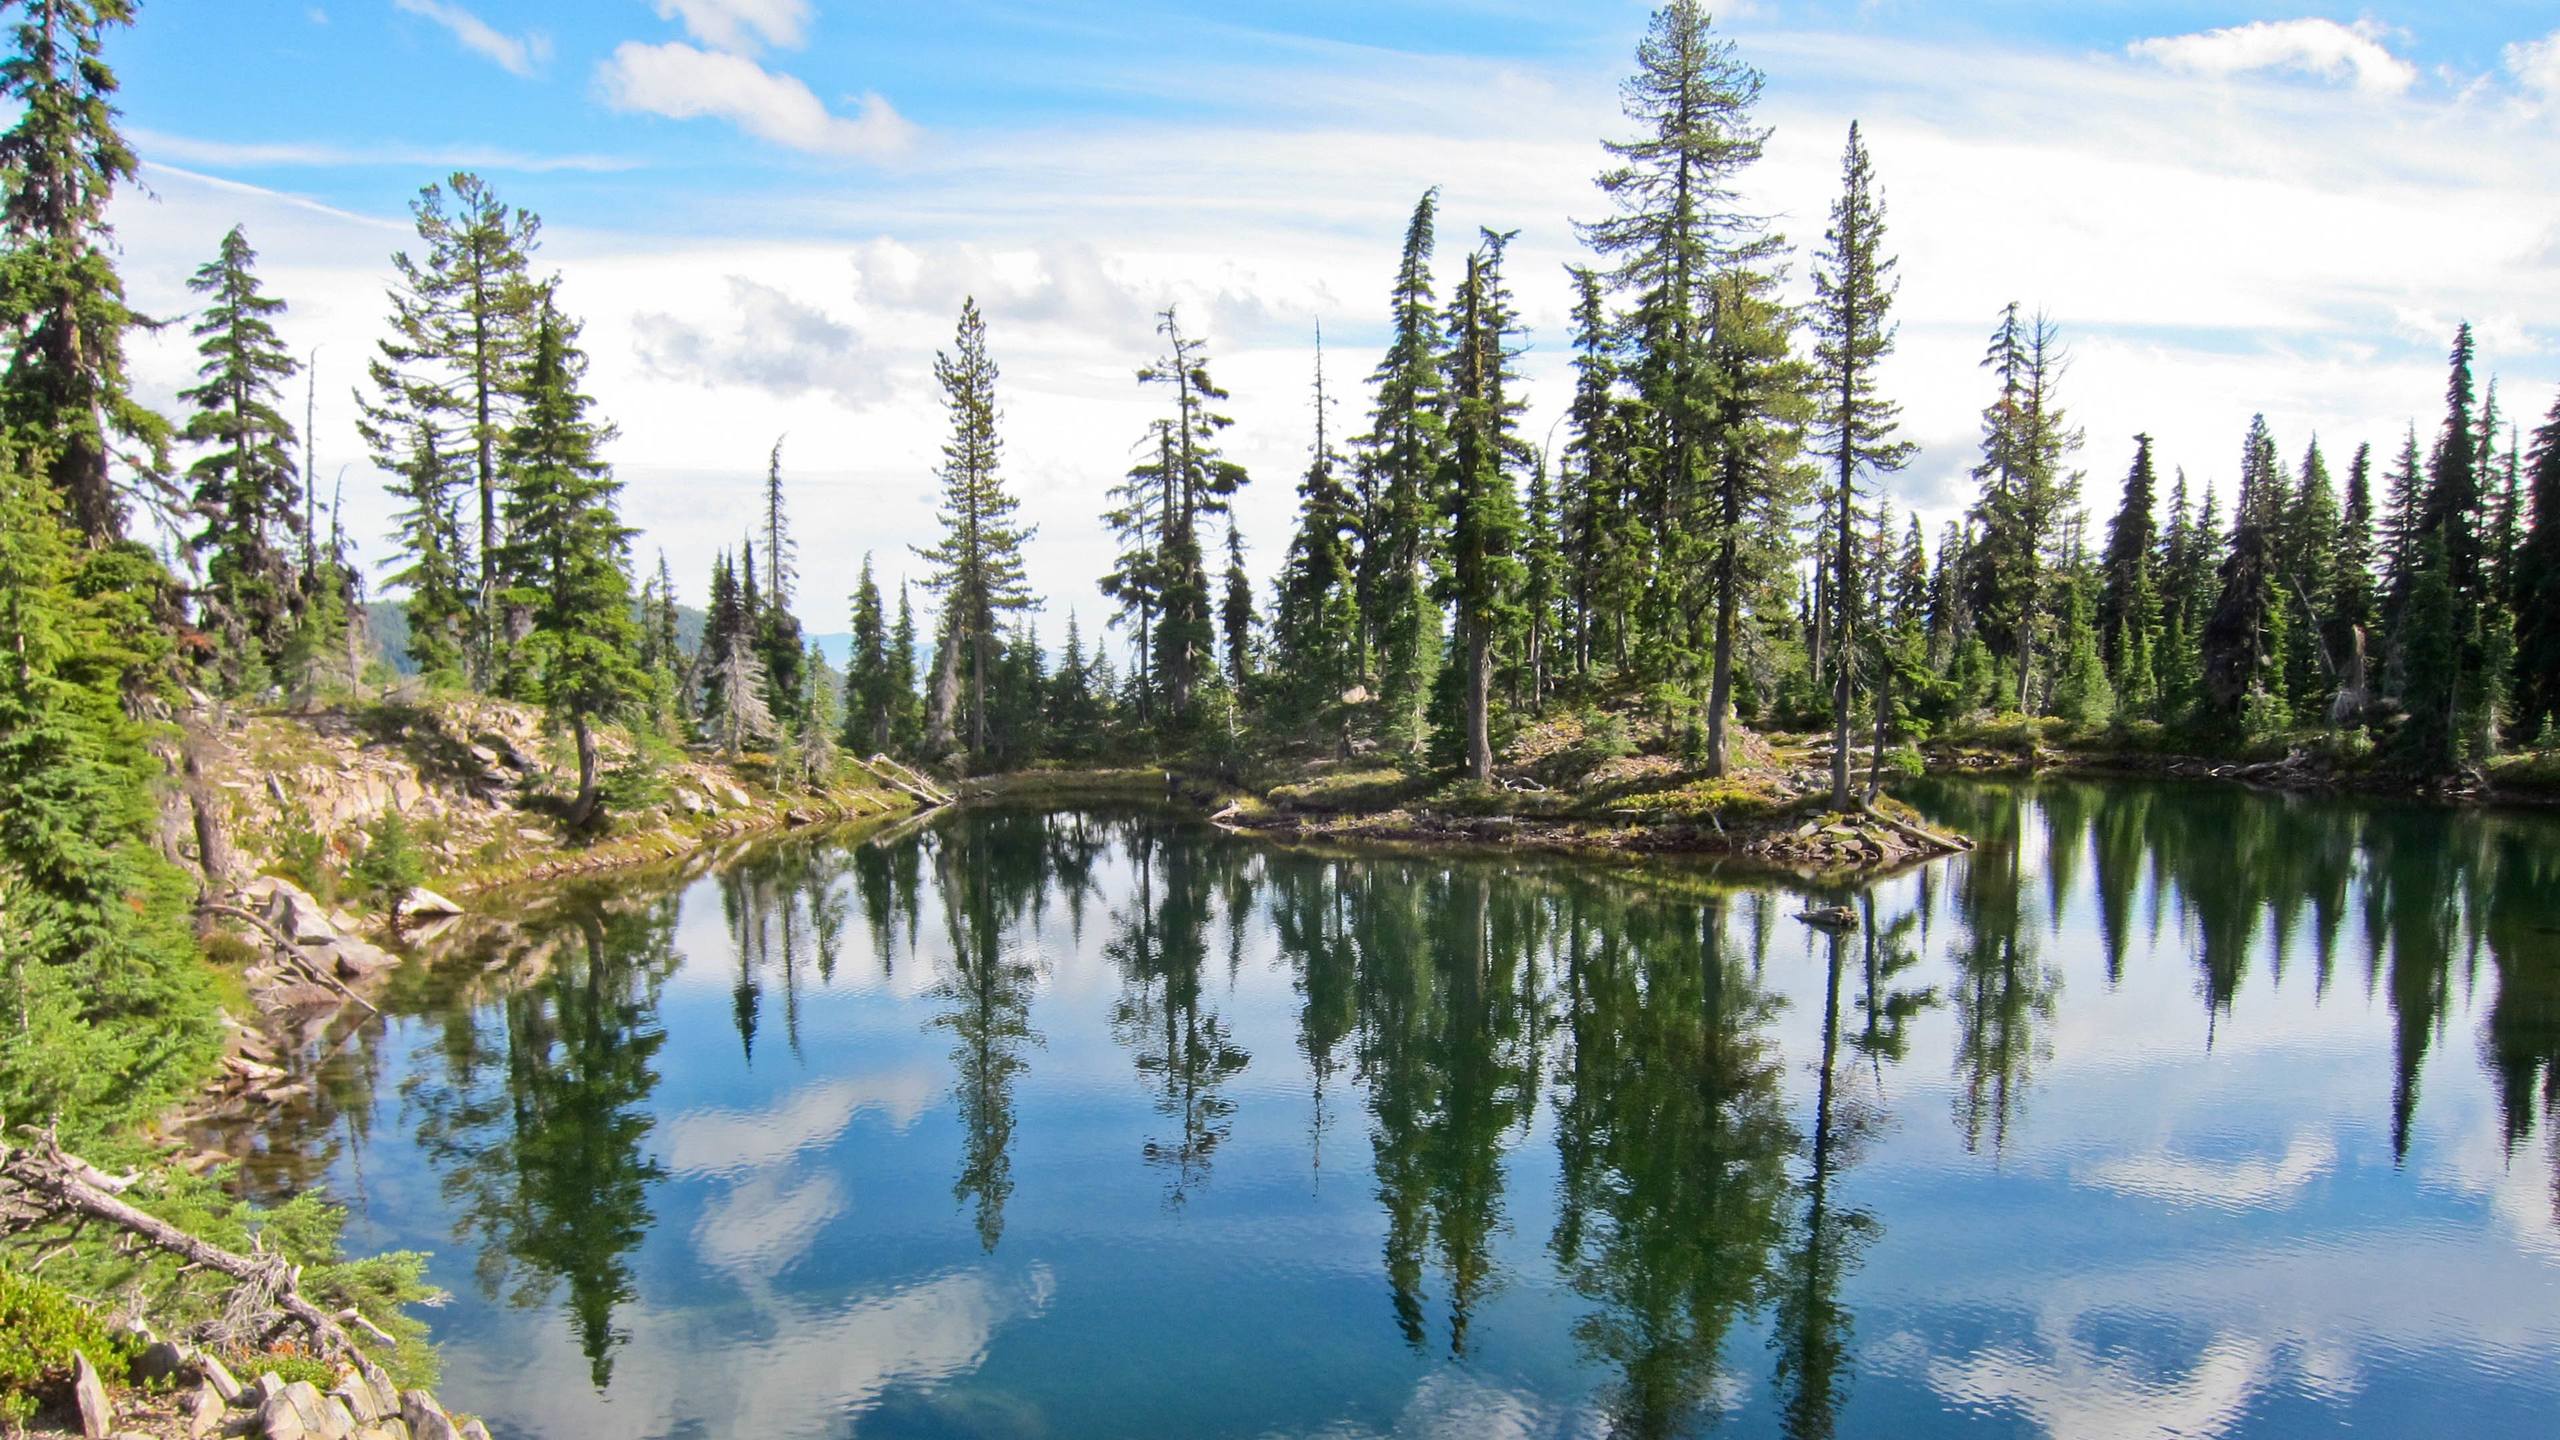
[2507,29,2560,105]
[594,41,915,159]
[654,0,811,55]
[633,274,891,410]
[2129,19,2417,98]
[391,0,549,78]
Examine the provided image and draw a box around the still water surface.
[241,780,2560,1438]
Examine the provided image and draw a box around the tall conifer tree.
[179,225,303,688]
[916,299,1035,760]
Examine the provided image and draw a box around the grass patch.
[1265,765,1428,814]
[2489,750,2560,795]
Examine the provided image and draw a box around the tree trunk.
[1705,533,1739,778]
[1466,618,1494,782]
[1868,658,1892,803]
[566,713,600,829]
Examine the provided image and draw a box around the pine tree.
[1135,306,1247,727]
[1693,267,1813,774]
[0,438,214,1139]
[1558,265,1642,676]
[1046,613,1105,760]
[493,293,647,827]
[1272,335,1364,744]
[1436,231,1530,781]
[381,415,469,684]
[890,582,921,753]
[2510,391,2560,744]
[2333,442,2377,697]
[1099,419,1169,729]
[756,435,806,729]
[178,225,303,690]
[2051,563,2115,730]
[843,553,894,752]
[2095,434,2158,678]
[1520,443,1564,711]
[2200,416,2289,732]
[915,299,1035,761]
[0,0,169,542]
[2280,438,2342,714]
[361,172,542,686]
[1809,120,1913,807]
[1220,518,1254,694]
[1964,307,2083,712]
[1356,190,1449,715]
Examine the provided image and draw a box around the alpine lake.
[212,779,2560,1439]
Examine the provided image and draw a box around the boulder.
[260,982,343,1013]
[324,938,399,980]
[131,1338,192,1384]
[456,1423,491,1440]
[400,1390,462,1440]
[72,1349,113,1438]
[402,887,464,919]
[331,1379,385,1424]
[188,1381,226,1439]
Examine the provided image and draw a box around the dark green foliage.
[492,294,648,826]
[361,172,543,687]
[1132,307,1246,731]
[1356,191,1450,759]
[180,225,304,690]
[2513,391,2560,743]
[1272,338,1365,742]
[916,299,1035,762]
[351,809,425,925]
[379,413,470,685]
[2096,434,2157,677]
[2199,416,2288,732]
[0,447,217,1143]
[0,0,168,541]
[0,1270,137,1424]
[755,437,806,731]
[1435,231,1530,780]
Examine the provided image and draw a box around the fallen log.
[0,1130,392,1391]
[199,901,379,1016]
[1857,799,1972,854]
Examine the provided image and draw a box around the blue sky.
[103,1,2560,628]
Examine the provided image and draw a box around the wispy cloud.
[594,41,914,159]
[633,275,891,409]
[654,0,811,55]
[131,128,635,174]
[2508,28,2560,106]
[2129,18,2416,98]
[391,0,549,78]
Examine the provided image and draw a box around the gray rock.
[403,886,464,918]
[455,1422,491,1440]
[325,937,399,979]
[253,1391,307,1440]
[253,1372,288,1406]
[321,1397,359,1439]
[331,1378,384,1423]
[400,1391,461,1440]
[72,1349,113,1438]
[132,1338,192,1384]
[189,1382,227,1439]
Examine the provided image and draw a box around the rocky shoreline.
[58,1333,488,1440]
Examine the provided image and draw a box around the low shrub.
[0,1270,138,1426]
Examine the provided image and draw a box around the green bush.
[349,811,426,924]
[0,1270,139,1425]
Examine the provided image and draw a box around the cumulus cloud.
[595,41,914,158]
[655,0,811,54]
[2508,29,2560,105]
[633,275,893,410]
[2129,18,2416,97]
[391,0,548,77]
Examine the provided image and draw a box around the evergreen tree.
[2051,565,2115,729]
[2379,425,2426,634]
[1809,120,1913,807]
[2095,434,2158,677]
[2396,533,2460,772]
[915,299,1035,761]
[381,414,468,684]
[2510,392,2560,744]
[2199,416,2288,732]
[2280,438,2342,714]
[1046,613,1106,760]
[1220,518,1254,694]
[1099,419,1169,729]
[1272,335,1364,745]
[1558,265,1644,676]
[843,552,895,752]
[1964,307,2083,712]
[0,439,214,1139]
[1135,306,1247,727]
[1693,267,1813,774]
[493,293,647,828]
[1520,440,1564,711]
[0,0,168,542]
[756,435,806,729]
[1355,190,1450,752]
[361,172,542,686]
[1436,231,1531,781]
[2333,442,2377,693]
[890,581,921,752]
[178,225,303,689]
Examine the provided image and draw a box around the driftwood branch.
[0,1131,391,1389]
[199,901,379,1016]
[1858,799,1972,854]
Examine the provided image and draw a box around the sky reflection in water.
[256,780,2560,1439]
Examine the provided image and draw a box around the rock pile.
[68,1340,495,1440]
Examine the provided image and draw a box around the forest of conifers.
[4,0,2558,1143]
